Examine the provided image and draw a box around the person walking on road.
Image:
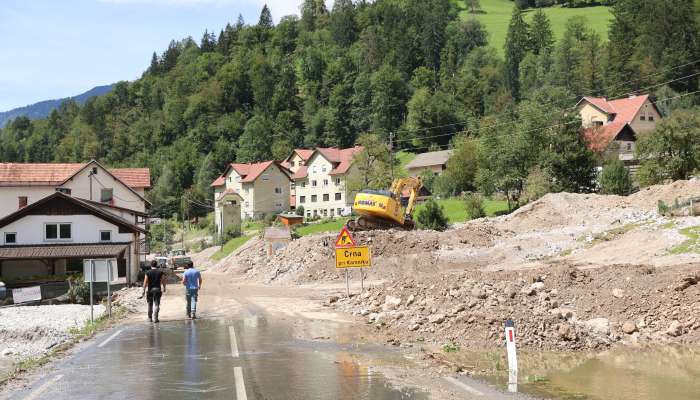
[183,261,202,320]
[142,260,166,323]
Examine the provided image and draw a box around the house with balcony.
[0,161,150,285]
[293,146,363,219]
[211,161,291,235]
[577,94,662,167]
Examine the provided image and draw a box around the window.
[290,161,295,167]
[45,223,71,241]
[648,114,654,121]
[18,196,28,209]
[312,180,317,187]
[335,193,342,201]
[56,188,71,195]
[323,209,328,216]
[100,188,113,203]
[322,166,327,172]
[323,179,328,187]
[311,195,317,202]
[626,143,632,151]
[4,232,16,244]
[323,194,329,202]
[335,178,341,185]
[337,208,343,215]
[262,173,269,181]
[100,231,111,242]
[593,121,604,127]
[300,181,306,188]
[300,196,306,204]
[312,166,317,173]
[306,211,311,217]
[640,114,646,121]
[275,187,282,194]
[330,209,335,217]
[229,176,232,182]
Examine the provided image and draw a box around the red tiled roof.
[316,146,364,176]
[216,188,242,201]
[292,166,308,180]
[231,161,276,183]
[0,243,130,260]
[111,168,151,188]
[295,149,314,161]
[583,121,628,152]
[0,162,150,189]
[211,175,226,187]
[581,95,650,123]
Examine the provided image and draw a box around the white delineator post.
[505,319,518,393]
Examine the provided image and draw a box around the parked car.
[0,280,6,299]
[155,256,168,269]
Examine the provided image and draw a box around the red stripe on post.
[508,330,514,342]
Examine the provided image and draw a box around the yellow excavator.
[346,177,423,231]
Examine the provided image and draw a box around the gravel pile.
[333,264,700,351]
[0,304,105,358]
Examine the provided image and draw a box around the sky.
[0,0,332,111]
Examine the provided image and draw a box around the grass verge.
[415,198,509,223]
[669,225,700,255]
[296,218,349,237]
[211,235,253,261]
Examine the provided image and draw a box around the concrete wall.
[0,214,133,245]
[295,155,353,218]
[64,165,146,213]
[0,259,67,280]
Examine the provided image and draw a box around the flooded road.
[5,315,429,400]
[471,345,700,400]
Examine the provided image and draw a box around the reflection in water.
[184,322,199,383]
[480,345,700,400]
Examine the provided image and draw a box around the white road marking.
[229,326,239,358]
[97,329,123,348]
[234,367,247,400]
[22,374,63,400]
[445,377,484,396]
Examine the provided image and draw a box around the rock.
[675,276,699,292]
[531,282,545,292]
[583,318,610,335]
[612,288,624,298]
[451,305,466,314]
[558,324,577,341]
[406,294,416,306]
[382,295,402,311]
[471,288,487,299]
[505,286,517,299]
[1,348,14,356]
[429,314,446,324]
[328,295,339,304]
[520,286,536,296]
[622,321,637,334]
[666,320,683,337]
[360,309,371,316]
[408,324,420,331]
[368,313,380,323]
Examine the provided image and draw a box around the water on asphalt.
[7,315,429,400]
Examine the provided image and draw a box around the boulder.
[429,314,446,324]
[622,321,637,334]
[406,294,416,306]
[612,288,624,298]
[558,324,577,341]
[583,318,610,335]
[666,320,683,337]
[471,287,487,299]
[382,295,402,311]
[328,295,339,304]
[530,282,545,292]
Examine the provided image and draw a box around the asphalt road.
[5,314,430,400]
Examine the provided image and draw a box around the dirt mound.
[629,179,700,211]
[334,264,700,351]
[498,192,641,233]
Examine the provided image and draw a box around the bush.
[415,199,449,231]
[223,225,241,241]
[263,212,278,226]
[67,278,91,304]
[295,206,304,216]
[522,166,552,203]
[599,159,632,195]
[463,193,485,220]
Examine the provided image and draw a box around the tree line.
[0,0,698,217]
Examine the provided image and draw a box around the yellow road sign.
[335,246,372,269]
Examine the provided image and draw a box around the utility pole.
[389,131,395,182]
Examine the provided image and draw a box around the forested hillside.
[0,0,698,218]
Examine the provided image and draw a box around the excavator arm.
[390,177,422,217]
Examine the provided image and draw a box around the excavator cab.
[347,177,422,231]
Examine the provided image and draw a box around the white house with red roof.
[293,146,363,219]
[211,161,291,234]
[0,160,150,220]
[577,94,662,161]
[281,149,314,210]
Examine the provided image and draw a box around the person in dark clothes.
[142,260,166,323]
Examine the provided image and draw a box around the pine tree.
[161,40,180,72]
[200,30,216,52]
[148,52,160,75]
[330,0,357,47]
[466,0,481,14]
[258,4,273,28]
[504,5,530,101]
[605,0,639,95]
[529,9,554,55]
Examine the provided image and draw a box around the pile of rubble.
[332,264,700,351]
